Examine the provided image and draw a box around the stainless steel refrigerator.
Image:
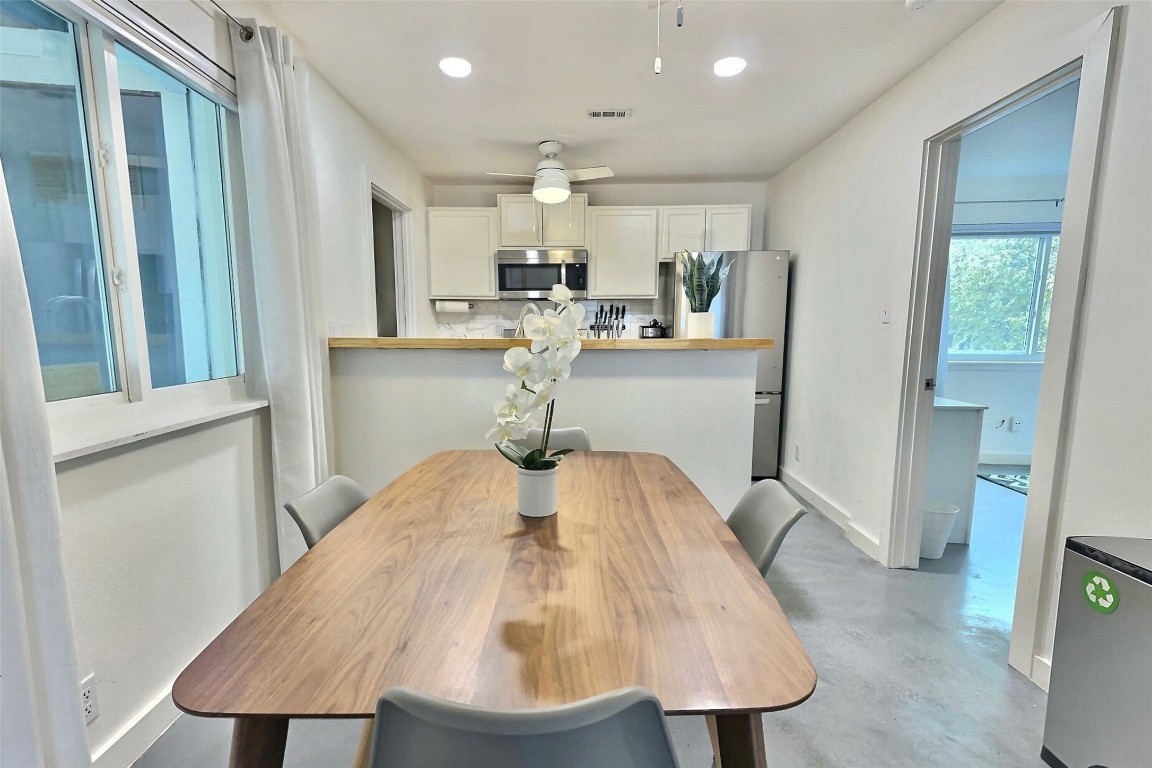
[674,251,790,478]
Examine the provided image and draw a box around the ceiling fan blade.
[564,167,614,182]
[486,172,539,178]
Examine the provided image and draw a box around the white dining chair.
[367,686,680,768]
[726,479,807,578]
[283,475,370,550]
[522,426,592,452]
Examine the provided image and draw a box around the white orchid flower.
[521,311,559,342]
[486,418,531,444]
[493,384,536,421]
[528,380,557,411]
[563,301,586,325]
[503,346,543,381]
[539,345,572,382]
[488,287,583,460]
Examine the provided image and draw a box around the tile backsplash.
[434,299,672,339]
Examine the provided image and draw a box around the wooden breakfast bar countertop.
[328,337,774,350]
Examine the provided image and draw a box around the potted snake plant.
[679,252,734,338]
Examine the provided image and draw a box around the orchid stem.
[541,400,554,457]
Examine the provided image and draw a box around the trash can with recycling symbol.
[1041,536,1151,768]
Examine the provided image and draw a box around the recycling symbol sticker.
[1082,571,1120,614]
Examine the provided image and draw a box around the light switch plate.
[880,302,892,325]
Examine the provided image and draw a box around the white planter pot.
[517,465,559,518]
[685,311,715,339]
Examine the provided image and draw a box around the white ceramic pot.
[685,311,715,339]
[517,465,559,518]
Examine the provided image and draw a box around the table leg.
[712,713,767,768]
[229,717,289,768]
[352,719,374,768]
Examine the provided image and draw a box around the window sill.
[51,398,269,463]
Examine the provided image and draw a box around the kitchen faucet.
[514,303,542,338]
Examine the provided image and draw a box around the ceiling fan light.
[533,173,571,204]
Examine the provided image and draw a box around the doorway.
[918,81,1080,626]
[888,7,1122,686]
[369,185,413,337]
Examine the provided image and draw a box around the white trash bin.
[920,500,960,559]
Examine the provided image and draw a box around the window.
[0,1,117,400]
[944,231,1059,360]
[0,0,240,403]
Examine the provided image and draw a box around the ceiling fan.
[487,141,613,204]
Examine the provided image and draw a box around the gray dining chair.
[367,686,680,768]
[522,426,592,452]
[727,479,807,578]
[283,475,370,549]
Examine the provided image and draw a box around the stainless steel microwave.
[496,249,588,300]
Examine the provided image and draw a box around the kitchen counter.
[328,337,774,350]
[329,341,763,518]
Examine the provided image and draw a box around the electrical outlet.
[1008,418,1022,433]
[80,673,99,725]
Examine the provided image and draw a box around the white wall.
[941,363,1042,463]
[308,72,433,337]
[56,412,276,767]
[330,348,758,521]
[1034,0,1152,667]
[763,0,1150,685]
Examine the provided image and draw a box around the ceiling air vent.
[587,109,632,119]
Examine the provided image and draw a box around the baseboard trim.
[1031,655,1052,692]
[778,468,881,561]
[978,452,1032,466]
[91,688,179,768]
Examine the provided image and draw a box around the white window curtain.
[230,24,329,570]
[0,161,92,767]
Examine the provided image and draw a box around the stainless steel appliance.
[640,319,666,338]
[674,251,790,478]
[496,249,587,300]
[1042,536,1151,768]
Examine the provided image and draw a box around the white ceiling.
[260,0,1000,184]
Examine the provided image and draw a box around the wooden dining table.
[173,450,816,767]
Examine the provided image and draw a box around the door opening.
[917,81,1080,631]
[372,198,399,337]
[889,7,1122,687]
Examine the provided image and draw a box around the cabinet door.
[427,208,498,298]
[659,206,707,262]
[498,194,542,247]
[587,207,659,298]
[542,193,586,247]
[705,206,752,251]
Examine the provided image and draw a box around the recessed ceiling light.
[713,57,747,77]
[439,57,472,78]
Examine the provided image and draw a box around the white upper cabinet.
[659,207,707,262]
[658,205,752,261]
[587,207,659,299]
[542,195,586,247]
[497,195,541,246]
[427,208,498,299]
[498,194,586,247]
[705,206,752,251]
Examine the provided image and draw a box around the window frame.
[3,0,258,447]
[945,222,1061,364]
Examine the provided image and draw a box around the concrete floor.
[136,479,1044,767]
